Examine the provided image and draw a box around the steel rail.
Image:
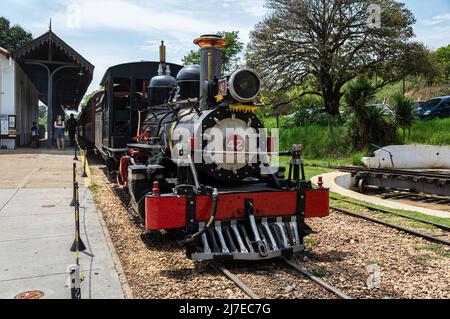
[331,206,450,246]
[211,263,260,299]
[315,165,450,180]
[281,257,352,300]
[330,196,450,232]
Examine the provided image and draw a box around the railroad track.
[212,258,351,300]
[331,196,450,232]
[330,203,450,246]
[305,164,450,179]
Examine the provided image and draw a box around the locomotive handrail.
[126,144,163,151]
[201,150,286,156]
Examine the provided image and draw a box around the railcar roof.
[100,61,183,86]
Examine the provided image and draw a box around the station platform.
[0,148,125,299]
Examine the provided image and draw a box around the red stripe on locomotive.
[145,189,330,230]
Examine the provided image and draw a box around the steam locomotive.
[79,35,330,261]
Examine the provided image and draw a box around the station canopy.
[12,30,94,110]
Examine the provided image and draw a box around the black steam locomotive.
[79,35,329,261]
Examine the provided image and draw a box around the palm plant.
[345,78,395,150]
[390,94,416,141]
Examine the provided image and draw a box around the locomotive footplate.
[145,184,329,261]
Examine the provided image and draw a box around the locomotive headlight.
[228,69,261,103]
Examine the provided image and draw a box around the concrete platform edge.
[84,155,134,299]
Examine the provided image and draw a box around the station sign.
[0,114,17,138]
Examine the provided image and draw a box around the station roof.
[0,47,10,58]
[12,30,94,110]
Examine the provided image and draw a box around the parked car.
[416,96,450,120]
[412,101,427,109]
[367,104,394,116]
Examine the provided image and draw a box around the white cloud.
[32,0,268,95]
[423,13,450,26]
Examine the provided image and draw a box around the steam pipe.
[178,188,219,246]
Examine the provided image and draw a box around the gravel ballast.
[89,160,450,299]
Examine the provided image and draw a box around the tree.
[80,91,97,109]
[384,42,442,87]
[247,0,417,115]
[433,45,450,81]
[0,17,33,52]
[182,31,244,73]
[38,104,48,126]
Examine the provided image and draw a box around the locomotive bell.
[194,34,228,109]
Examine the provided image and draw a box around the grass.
[304,236,318,246]
[405,118,450,145]
[329,193,450,230]
[413,243,441,252]
[310,267,328,278]
[88,182,104,192]
[263,117,450,161]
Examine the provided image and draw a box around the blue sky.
[2,0,450,94]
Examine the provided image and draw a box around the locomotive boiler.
[112,35,330,261]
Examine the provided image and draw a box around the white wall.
[0,53,15,149]
[0,53,39,149]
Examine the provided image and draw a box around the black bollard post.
[73,143,79,161]
[81,151,88,178]
[70,163,77,207]
[70,182,87,252]
[68,264,82,299]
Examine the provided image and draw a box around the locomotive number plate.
[218,78,228,96]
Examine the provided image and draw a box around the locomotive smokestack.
[194,34,227,109]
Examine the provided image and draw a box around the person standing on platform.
[66,114,78,147]
[54,115,65,150]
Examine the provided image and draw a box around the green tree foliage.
[248,0,417,116]
[433,45,450,81]
[382,42,442,85]
[0,17,33,51]
[390,94,415,141]
[38,104,48,126]
[80,91,97,109]
[182,31,244,73]
[344,78,395,149]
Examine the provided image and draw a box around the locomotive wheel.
[137,196,146,219]
[116,174,128,191]
[358,178,367,194]
[166,229,187,241]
